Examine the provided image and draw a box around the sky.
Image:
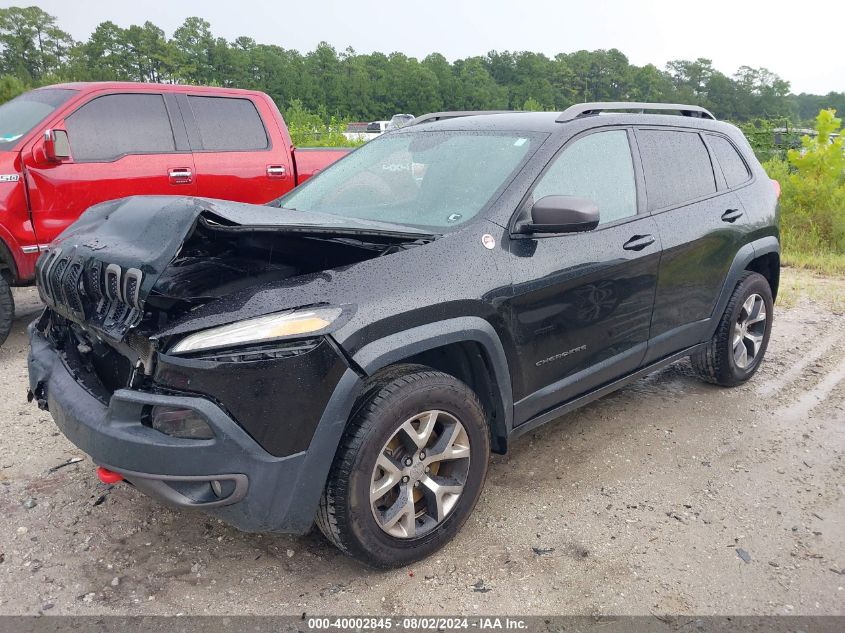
[14,0,843,95]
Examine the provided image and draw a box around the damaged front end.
[34,195,434,376]
[31,195,435,457]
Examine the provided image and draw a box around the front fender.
[353,316,514,433]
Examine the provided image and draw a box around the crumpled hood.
[54,195,433,279]
[38,195,435,342]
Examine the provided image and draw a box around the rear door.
[23,91,195,246]
[178,93,291,203]
[638,127,750,363]
[507,128,661,425]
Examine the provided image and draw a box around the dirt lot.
[0,270,843,616]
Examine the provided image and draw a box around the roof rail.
[556,102,715,123]
[407,110,517,126]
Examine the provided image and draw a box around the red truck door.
[176,93,293,203]
[23,91,196,246]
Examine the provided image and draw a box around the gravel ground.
[0,271,843,616]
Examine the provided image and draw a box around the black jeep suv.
[28,102,779,567]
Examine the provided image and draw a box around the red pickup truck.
[0,82,350,344]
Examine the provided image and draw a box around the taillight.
[771,179,781,199]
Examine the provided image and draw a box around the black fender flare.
[708,235,780,337]
[283,318,514,532]
[352,317,514,438]
[354,317,512,410]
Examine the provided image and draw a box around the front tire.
[316,366,490,568]
[0,276,14,346]
[692,271,773,386]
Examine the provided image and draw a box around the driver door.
[506,128,661,425]
[23,91,196,247]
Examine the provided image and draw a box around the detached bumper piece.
[27,324,313,533]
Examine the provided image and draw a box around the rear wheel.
[0,276,14,346]
[316,366,489,568]
[692,271,773,386]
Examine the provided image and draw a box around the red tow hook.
[96,466,124,484]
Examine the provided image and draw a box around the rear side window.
[187,96,268,151]
[637,130,716,210]
[66,93,176,161]
[532,130,637,225]
[707,135,750,188]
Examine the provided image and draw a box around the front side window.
[275,130,542,230]
[707,135,750,188]
[637,129,717,210]
[532,130,637,225]
[66,93,176,161]
[187,96,268,151]
[0,88,77,151]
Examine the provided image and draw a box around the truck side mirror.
[43,129,71,162]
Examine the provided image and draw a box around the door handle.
[721,208,743,223]
[266,165,287,178]
[168,168,193,184]
[622,234,656,251]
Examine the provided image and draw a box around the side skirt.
[509,343,704,440]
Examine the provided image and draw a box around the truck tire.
[0,276,13,346]
[692,271,773,386]
[317,366,490,568]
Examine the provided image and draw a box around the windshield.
[0,88,77,151]
[275,130,543,230]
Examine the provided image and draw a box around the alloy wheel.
[370,410,471,539]
[733,293,766,369]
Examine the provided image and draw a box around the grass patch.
[778,266,845,312]
[782,250,845,277]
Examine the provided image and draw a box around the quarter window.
[65,94,176,161]
[707,135,750,188]
[637,130,716,210]
[532,130,637,225]
[187,96,268,151]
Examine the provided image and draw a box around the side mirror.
[43,129,71,162]
[524,195,600,234]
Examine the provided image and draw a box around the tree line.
[0,5,842,123]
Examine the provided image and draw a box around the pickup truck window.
[0,88,76,151]
[276,130,542,230]
[187,96,268,151]
[66,93,176,161]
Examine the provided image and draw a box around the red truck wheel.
[0,276,13,346]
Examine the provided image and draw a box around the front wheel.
[692,271,773,386]
[316,366,490,568]
[0,276,14,346]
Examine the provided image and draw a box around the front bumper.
[27,324,359,533]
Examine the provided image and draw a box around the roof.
[34,81,265,96]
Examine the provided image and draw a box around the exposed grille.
[61,262,83,313]
[36,248,144,340]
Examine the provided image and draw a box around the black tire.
[0,276,13,347]
[692,271,773,386]
[316,365,490,568]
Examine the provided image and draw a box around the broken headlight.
[168,307,343,355]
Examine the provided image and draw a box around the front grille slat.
[37,250,144,340]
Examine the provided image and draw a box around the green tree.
[0,73,26,103]
[773,109,845,258]
[0,6,74,81]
